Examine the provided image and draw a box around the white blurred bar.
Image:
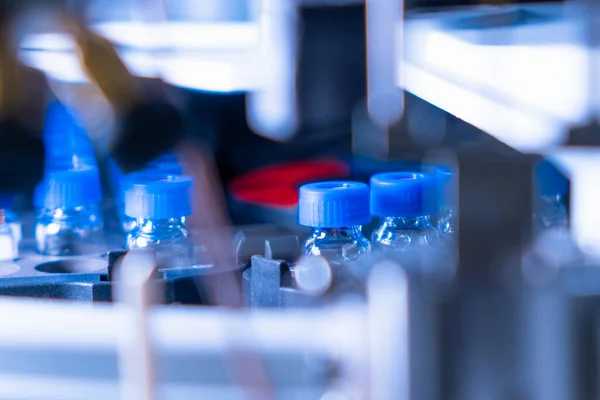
[550,149,600,257]
[366,0,404,127]
[246,0,298,141]
[0,297,367,353]
[368,261,410,400]
[115,250,161,400]
[402,4,584,152]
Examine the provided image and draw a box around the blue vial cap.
[536,160,568,197]
[370,172,438,217]
[108,157,183,189]
[34,166,102,209]
[298,181,370,228]
[125,174,193,219]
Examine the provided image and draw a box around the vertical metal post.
[115,250,161,400]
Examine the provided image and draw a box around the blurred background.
[4,0,564,222]
[2,0,600,399]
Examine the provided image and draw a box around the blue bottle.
[434,166,455,239]
[34,167,104,255]
[370,172,439,260]
[125,174,194,268]
[109,154,184,233]
[298,181,371,282]
[43,102,97,169]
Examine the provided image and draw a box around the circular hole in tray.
[35,260,106,274]
[0,263,19,276]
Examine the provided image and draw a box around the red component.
[230,159,350,208]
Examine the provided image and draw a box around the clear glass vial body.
[302,226,371,280]
[0,223,17,260]
[372,216,440,260]
[127,217,193,268]
[121,216,137,234]
[35,204,104,255]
